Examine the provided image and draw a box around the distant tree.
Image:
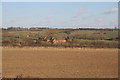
[65,36,70,42]
[64,31,71,34]
[49,36,54,44]
[114,27,118,30]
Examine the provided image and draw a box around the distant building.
[46,36,73,43]
[54,39,66,43]
[47,37,66,43]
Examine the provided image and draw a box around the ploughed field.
[2,47,118,78]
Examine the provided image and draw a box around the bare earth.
[2,47,118,78]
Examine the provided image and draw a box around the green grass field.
[2,29,119,48]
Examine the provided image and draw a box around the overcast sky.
[2,2,118,28]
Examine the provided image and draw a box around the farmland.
[2,28,119,48]
[2,47,118,78]
[2,1,119,79]
[2,28,119,78]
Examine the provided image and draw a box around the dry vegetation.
[2,47,118,78]
[2,29,119,48]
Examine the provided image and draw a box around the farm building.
[47,39,66,43]
[47,37,73,43]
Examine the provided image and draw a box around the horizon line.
[2,26,118,29]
